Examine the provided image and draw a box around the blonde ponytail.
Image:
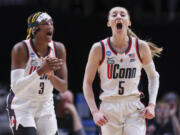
[127,28,163,58]
[147,42,163,57]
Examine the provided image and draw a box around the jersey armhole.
[22,41,30,64]
[53,41,57,58]
[135,38,143,64]
[99,41,105,65]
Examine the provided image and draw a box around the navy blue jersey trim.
[108,37,117,55]
[108,36,132,55]
[22,41,30,64]
[125,35,132,54]
[136,39,143,63]
[7,90,17,131]
[30,39,51,58]
[99,41,105,65]
[53,41,57,58]
[7,90,15,109]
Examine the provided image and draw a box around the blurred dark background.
[0,0,180,103]
[0,0,180,135]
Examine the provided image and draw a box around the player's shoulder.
[54,41,65,48]
[90,41,103,54]
[53,41,66,58]
[53,41,66,52]
[92,41,101,48]
[92,37,108,50]
[11,41,28,61]
[12,41,27,53]
[90,37,109,53]
[138,39,151,58]
[138,39,150,51]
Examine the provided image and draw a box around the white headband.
[36,13,52,23]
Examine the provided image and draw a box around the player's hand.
[46,71,53,77]
[46,57,62,71]
[141,103,155,119]
[41,57,53,76]
[37,57,62,76]
[169,103,177,117]
[63,102,76,114]
[92,111,108,127]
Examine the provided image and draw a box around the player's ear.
[32,27,36,35]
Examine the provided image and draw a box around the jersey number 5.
[39,82,44,94]
[119,81,125,95]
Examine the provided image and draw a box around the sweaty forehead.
[110,7,128,14]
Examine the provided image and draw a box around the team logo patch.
[107,57,115,64]
[106,51,111,56]
[31,60,39,66]
[30,52,35,58]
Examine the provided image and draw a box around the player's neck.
[111,34,128,49]
[32,39,49,57]
[32,39,49,51]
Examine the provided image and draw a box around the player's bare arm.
[47,42,68,93]
[11,42,28,70]
[10,41,60,94]
[139,40,153,65]
[83,42,108,126]
[83,43,101,114]
[139,40,160,119]
[11,41,58,75]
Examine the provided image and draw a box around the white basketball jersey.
[10,39,56,110]
[98,36,143,100]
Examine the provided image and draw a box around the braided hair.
[26,12,43,39]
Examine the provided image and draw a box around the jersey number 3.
[39,82,44,94]
[119,81,125,95]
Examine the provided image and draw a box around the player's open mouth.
[116,23,122,29]
[46,31,53,36]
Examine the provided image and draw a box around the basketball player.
[83,7,162,135]
[7,12,68,135]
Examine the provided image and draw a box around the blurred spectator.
[151,0,179,22]
[167,0,179,21]
[55,90,86,135]
[0,85,11,135]
[162,92,180,122]
[75,93,97,135]
[147,101,180,135]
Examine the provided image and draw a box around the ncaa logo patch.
[30,52,35,58]
[106,51,111,56]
